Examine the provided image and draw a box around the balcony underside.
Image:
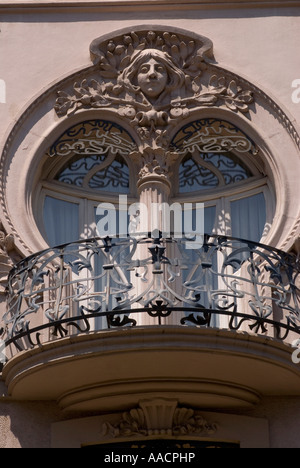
[3,326,300,413]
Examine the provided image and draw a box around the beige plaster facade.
[0,0,300,449]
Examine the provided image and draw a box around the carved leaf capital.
[130,146,179,183]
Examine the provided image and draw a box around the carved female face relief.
[120,49,186,105]
[137,58,168,99]
[55,29,255,131]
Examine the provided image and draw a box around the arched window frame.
[36,115,277,247]
[169,117,276,242]
[34,119,139,247]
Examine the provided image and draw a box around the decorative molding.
[102,399,218,439]
[0,224,15,295]
[55,30,254,140]
[130,146,179,187]
[213,65,300,153]
[53,28,256,187]
[1,1,300,13]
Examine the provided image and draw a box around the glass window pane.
[55,154,130,194]
[230,192,266,242]
[202,153,252,184]
[88,156,130,194]
[179,156,219,193]
[49,120,134,193]
[44,196,79,246]
[55,155,106,186]
[204,206,216,234]
[178,152,253,194]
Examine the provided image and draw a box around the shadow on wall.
[0,400,62,449]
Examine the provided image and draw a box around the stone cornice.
[0,0,300,13]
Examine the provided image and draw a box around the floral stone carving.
[130,145,179,186]
[102,399,218,439]
[55,28,254,144]
[54,28,255,185]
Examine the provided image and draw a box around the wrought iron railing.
[1,234,299,361]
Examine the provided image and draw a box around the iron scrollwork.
[48,120,136,158]
[1,234,299,358]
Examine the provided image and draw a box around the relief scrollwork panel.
[54,27,255,157]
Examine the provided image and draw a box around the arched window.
[39,118,273,247]
[40,119,137,247]
[171,119,272,243]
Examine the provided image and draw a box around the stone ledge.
[0,0,299,12]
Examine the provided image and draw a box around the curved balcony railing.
[1,234,299,361]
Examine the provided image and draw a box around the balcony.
[1,234,300,412]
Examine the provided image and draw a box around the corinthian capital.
[130,144,179,188]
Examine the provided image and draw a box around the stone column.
[129,146,179,326]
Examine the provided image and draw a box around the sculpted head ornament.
[119,48,186,103]
[55,27,254,138]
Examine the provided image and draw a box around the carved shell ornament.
[55,28,254,148]
[102,400,218,439]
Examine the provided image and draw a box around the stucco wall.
[248,397,300,448]
[0,402,60,448]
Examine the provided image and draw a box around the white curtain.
[43,196,81,325]
[230,192,266,242]
[42,194,267,331]
[94,207,131,329]
[204,206,216,235]
[182,195,266,328]
[182,206,218,326]
[44,196,79,247]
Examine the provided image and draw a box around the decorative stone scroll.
[102,399,218,439]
